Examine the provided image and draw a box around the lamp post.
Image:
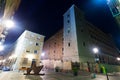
[93,47,109,80]
[93,47,99,63]
[90,47,99,78]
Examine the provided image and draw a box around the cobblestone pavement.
[0,70,120,80]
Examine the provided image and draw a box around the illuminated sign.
[107,0,120,17]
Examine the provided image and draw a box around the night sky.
[4,0,120,49]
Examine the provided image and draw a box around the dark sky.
[4,0,120,49]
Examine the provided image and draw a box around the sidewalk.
[42,69,120,80]
[0,70,120,80]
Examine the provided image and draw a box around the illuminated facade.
[43,5,120,72]
[42,29,63,69]
[4,30,45,71]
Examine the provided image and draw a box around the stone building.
[4,30,45,71]
[42,5,120,72]
[42,29,63,69]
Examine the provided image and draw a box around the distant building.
[4,30,45,71]
[43,5,120,72]
[107,0,120,27]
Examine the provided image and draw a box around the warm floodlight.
[117,57,120,61]
[3,19,14,28]
[41,52,45,57]
[93,47,99,53]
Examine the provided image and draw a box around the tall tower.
[63,5,94,70]
[107,0,120,26]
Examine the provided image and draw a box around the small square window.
[67,20,70,23]
[62,48,64,51]
[34,50,37,54]
[67,14,70,18]
[22,58,28,64]
[36,43,39,46]
[26,50,30,53]
[68,30,70,33]
[83,42,85,46]
[81,29,83,32]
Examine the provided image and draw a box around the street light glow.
[3,20,14,29]
[119,0,120,3]
[93,47,99,53]
[117,57,120,61]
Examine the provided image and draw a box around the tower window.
[68,42,70,47]
[68,29,70,33]
[67,14,70,18]
[22,58,28,64]
[67,20,70,23]
[36,43,39,46]
[26,50,30,53]
[83,42,85,46]
[81,29,83,32]
[62,48,64,51]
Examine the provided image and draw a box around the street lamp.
[41,52,45,57]
[93,47,99,54]
[3,19,14,29]
[93,47,99,63]
[117,57,120,61]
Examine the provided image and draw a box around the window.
[81,29,83,32]
[62,48,64,51]
[26,50,30,53]
[34,50,37,54]
[68,29,70,33]
[68,27,70,33]
[36,43,39,46]
[62,38,64,41]
[83,42,85,46]
[22,58,28,64]
[67,20,70,23]
[68,42,70,47]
